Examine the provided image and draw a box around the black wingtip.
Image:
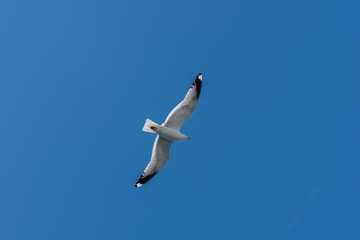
[192,73,202,98]
[134,172,157,188]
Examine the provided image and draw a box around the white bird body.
[135,73,203,188]
[143,119,190,141]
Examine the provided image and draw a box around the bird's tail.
[142,119,160,134]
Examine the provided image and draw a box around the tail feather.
[142,119,160,133]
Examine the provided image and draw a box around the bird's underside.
[135,73,202,188]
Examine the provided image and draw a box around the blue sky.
[0,0,359,239]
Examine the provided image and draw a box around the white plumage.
[135,73,203,188]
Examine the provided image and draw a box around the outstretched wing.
[163,73,202,131]
[135,136,173,188]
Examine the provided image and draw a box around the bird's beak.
[187,137,192,139]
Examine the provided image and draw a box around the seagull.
[135,73,203,188]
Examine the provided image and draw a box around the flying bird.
[135,73,203,188]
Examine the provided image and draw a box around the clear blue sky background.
[0,0,359,239]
